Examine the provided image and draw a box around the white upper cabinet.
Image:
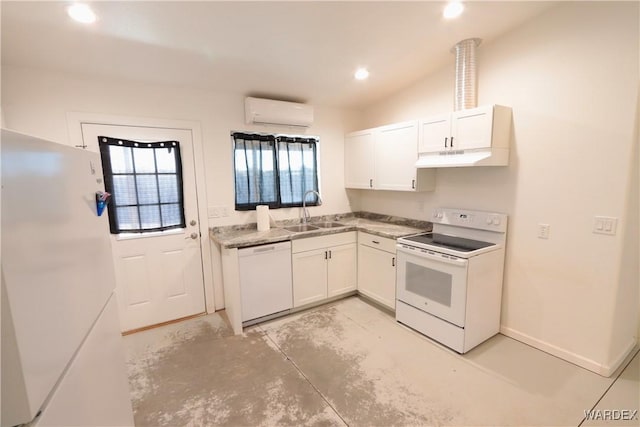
[417,105,512,167]
[418,113,451,153]
[345,121,435,192]
[375,121,419,191]
[344,129,375,189]
[451,105,495,150]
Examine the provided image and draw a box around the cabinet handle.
[328,250,332,259]
[444,137,448,148]
[369,178,373,188]
[372,240,380,244]
[411,179,415,189]
[392,257,396,267]
[451,136,454,148]
[324,251,328,260]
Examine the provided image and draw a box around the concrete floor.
[124,297,639,426]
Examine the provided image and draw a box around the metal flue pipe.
[451,38,482,111]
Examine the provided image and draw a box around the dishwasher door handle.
[238,241,291,258]
[252,246,276,253]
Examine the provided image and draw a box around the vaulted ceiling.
[2,1,556,108]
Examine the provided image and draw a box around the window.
[233,132,320,210]
[98,136,186,234]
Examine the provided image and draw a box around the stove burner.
[402,233,495,253]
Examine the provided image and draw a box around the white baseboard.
[604,338,638,377]
[500,325,637,377]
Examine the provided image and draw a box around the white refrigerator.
[1,129,134,426]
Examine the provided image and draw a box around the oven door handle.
[396,245,468,267]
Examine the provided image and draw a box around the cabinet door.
[357,244,397,310]
[374,121,419,191]
[344,130,375,189]
[292,249,328,307]
[418,114,451,153]
[327,243,357,297]
[451,105,494,150]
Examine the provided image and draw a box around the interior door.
[81,123,205,332]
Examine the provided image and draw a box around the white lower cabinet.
[292,248,328,306]
[292,232,357,308]
[357,232,397,310]
[327,243,358,297]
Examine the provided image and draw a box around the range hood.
[415,38,511,169]
[416,148,509,168]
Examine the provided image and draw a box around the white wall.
[0,66,360,310]
[354,2,639,375]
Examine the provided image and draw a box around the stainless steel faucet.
[302,190,322,224]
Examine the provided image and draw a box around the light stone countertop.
[210,212,432,249]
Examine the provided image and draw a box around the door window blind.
[98,136,186,234]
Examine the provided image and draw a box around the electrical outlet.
[538,223,550,239]
[208,206,220,218]
[593,216,617,235]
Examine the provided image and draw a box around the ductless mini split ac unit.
[244,97,314,128]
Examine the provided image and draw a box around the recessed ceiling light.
[354,68,369,80]
[67,3,97,24]
[443,1,464,19]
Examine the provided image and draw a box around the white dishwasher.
[238,241,293,323]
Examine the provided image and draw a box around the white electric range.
[395,208,508,353]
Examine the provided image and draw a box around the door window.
[98,136,186,234]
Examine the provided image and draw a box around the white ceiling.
[1,1,556,109]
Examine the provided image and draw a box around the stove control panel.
[432,208,508,233]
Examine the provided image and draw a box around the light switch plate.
[593,216,617,235]
[538,223,550,239]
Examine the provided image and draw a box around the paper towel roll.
[256,205,270,231]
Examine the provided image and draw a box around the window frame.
[232,131,321,211]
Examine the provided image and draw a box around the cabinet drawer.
[292,231,357,253]
[357,231,396,253]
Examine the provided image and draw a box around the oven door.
[396,245,468,327]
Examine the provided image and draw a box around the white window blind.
[232,132,319,210]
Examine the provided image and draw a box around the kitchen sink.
[284,224,320,232]
[314,222,346,228]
